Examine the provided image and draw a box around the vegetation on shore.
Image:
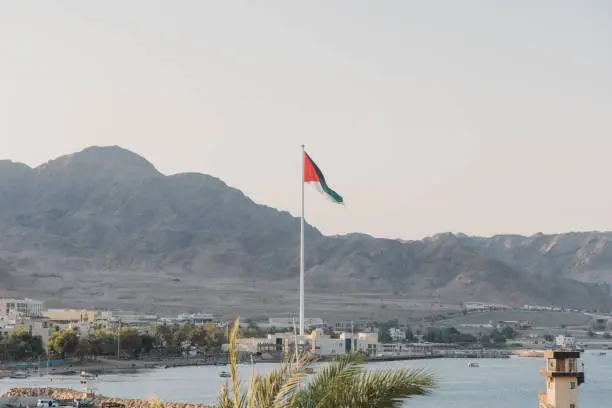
[0,329,45,360]
[0,322,230,362]
[216,317,436,408]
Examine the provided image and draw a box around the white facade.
[389,328,406,342]
[222,337,277,353]
[0,298,43,317]
[464,302,510,311]
[310,332,379,357]
[555,335,576,349]
[178,313,215,325]
[312,337,347,356]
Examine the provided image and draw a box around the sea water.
[1,354,610,407]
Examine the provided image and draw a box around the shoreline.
[3,350,518,377]
[0,387,215,408]
[1,358,227,377]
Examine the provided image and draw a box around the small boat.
[219,371,231,378]
[9,371,28,379]
[467,362,479,368]
[304,367,315,374]
[598,352,606,356]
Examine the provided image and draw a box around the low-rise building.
[222,329,382,358]
[311,331,379,357]
[0,317,55,347]
[389,327,406,342]
[178,313,215,325]
[0,298,43,318]
[463,302,510,312]
[555,335,576,349]
[44,309,98,324]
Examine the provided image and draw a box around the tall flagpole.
[300,144,305,336]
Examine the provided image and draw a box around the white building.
[0,298,43,317]
[389,328,406,342]
[311,331,379,357]
[178,313,215,325]
[222,337,280,354]
[555,335,576,349]
[222,330,385,358]
[464,302,510,312]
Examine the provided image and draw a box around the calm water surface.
[1,354,610,407]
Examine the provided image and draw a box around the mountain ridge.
[1,146,611,316]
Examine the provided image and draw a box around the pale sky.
[1,1,611,240]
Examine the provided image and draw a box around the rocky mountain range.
[1,146,611,317]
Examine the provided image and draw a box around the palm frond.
[344,367,436,408]
[294,352,364,407]
[215,318,436,408]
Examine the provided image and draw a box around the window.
[569,382,576,390]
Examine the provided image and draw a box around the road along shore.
[1,388,214,408]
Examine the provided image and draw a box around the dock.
[366,349,511,362]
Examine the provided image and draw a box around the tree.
[47,329,79,358]
[587,330,596,338]
[203,325,226,350]
[489,329,506,345]
[88,329,117,356]
[141,333,155,353]
[217,318,436,408]
[172,323,189,347]
[6,329,44,360]
[501,327,517,340]
[405,326,415,342]
[119,328,142,356]
[241,324,266,339]
[378,324,392,343]
[543,334,554,342]
[75,338,92,361]
[154,323,173,348]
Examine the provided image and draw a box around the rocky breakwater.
[1,388,214,408]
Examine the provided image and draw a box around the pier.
[366,349,511,362]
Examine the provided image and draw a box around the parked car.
[36,399,59,408]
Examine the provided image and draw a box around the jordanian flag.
[304,151,344,204]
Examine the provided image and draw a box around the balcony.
[540,369,585,385]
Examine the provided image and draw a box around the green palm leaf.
[216,318,437,408]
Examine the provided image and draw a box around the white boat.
[467,362,479,367]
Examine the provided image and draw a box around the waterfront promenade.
[1,348,512,377]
